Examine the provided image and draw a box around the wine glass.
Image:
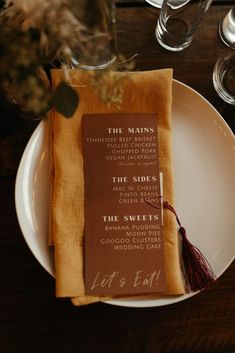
[219,6,235,47]
[145,0,163,8]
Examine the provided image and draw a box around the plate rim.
[15,121,55,277]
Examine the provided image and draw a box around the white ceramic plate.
[15,80,235,308]
[145,0,163,8]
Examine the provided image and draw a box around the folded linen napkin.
[49,68,185,305]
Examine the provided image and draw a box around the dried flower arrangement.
[0,0,134,118]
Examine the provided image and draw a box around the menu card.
[83,113,166,296]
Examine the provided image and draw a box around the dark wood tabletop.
[1,1,235,353]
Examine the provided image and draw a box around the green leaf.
[52,81,79,118]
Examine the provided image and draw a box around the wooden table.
[0,1,235,352]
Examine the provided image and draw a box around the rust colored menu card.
[83,113,166,296]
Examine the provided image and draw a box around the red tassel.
[178,225,216,292]
[163,201,216,292]
[145,198,216,292]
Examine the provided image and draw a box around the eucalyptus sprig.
[0,0,88,117]
[0,0,134,119]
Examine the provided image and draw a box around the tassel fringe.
[145,198,216,292]
[163,200,216,292]
[178,225,216,292]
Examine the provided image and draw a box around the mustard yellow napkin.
[49,69,185,306]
